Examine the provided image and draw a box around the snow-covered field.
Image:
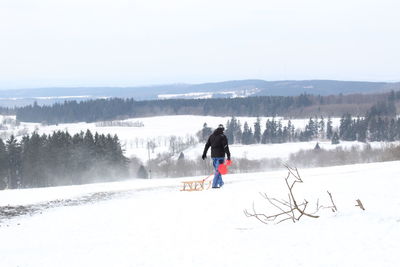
[1,114,399,265]
[2,114,395,164]
[1,161,399,267]
[0,114,385,162]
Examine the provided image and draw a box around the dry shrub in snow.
[244,164,337,224]
[141,155,282,178]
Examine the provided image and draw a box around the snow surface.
[157,88,261,99]
[1,114,351,161]
[1,161,400,267]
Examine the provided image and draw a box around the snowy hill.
[0,79,399,107]
[0,161,399,266]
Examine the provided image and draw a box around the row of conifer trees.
[198,116,334,145]
[0,130,127,189]
[199,114,400,145]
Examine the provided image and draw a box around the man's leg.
[219,175,224,187]
[212,158,224,188]
[217,158,225,187]
[212,158,219,188]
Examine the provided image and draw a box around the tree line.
[12,90,400,124]
[197,99,399,145]
[198,117,333,145]
[0,130,127,189]
[0,106,12,115]
[14,96,313,123]
[327,99,399,143]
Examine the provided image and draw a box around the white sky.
[0,0,399,89]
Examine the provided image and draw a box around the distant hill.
[0,79,399,107]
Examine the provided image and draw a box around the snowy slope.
[1,161,399,267]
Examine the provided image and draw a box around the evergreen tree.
[241,122,254,145]
[388,118,397,141]
[6,135,22,189]
[339,113,356,141]
[20,132,45,187]
[225,119,234,144]
[282,125,289,143]
[310,117,318,139]
[326,117,333,140]
[137,165,148,179]
[234,120,243,144]
[199,123,212,142]
[0,139,7,189]
[82,129,96,169]
[46,131,73,184]
[376,117,387,141]
[276,121,283,143]
[68,133,83,185]
[314,142,321,150]
[318,116,325,139]
[331,132,340,144]
[300,118,315,141]
[368,116,379,141]
[253,117,261,144]
[355,116,367,142]
[288,120,295,142]
[110,134,128,176]
[262,119,278,144]
[225,117,242,144]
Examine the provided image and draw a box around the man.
[202,124,231,188]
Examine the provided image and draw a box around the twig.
[355,199,365,211]
[327,191,337,212]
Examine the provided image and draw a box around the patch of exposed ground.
[0,190,133,224]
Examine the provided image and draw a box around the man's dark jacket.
[202,128,231,159]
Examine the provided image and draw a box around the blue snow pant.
[212,157,225,188]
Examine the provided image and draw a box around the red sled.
[218,160,232,175]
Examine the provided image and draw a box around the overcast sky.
[0,0,399,89]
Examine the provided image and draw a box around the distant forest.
[204,99,399,146]
[11,91,400,124]
[0,130,127,189]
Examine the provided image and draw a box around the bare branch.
[244,164,336,225]
[327,191,338,212]
[355,199,365,210]
[287,193,296,223]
